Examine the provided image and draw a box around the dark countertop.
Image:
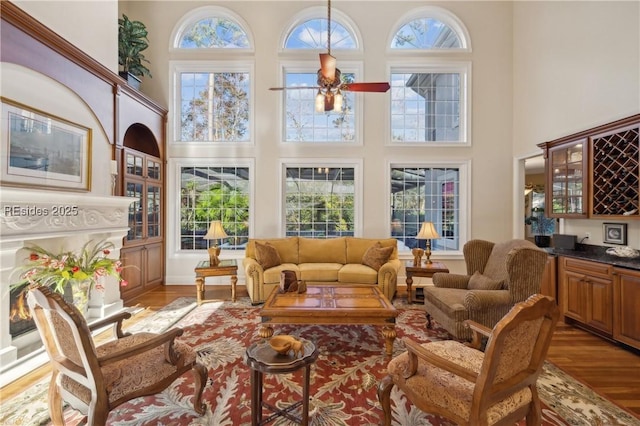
[544,243,640,271]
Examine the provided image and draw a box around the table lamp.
[204,220,228,266]
[416,222,440,264]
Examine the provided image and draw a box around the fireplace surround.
[0,187,134,385]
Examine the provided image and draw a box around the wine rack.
[591,126,640,216]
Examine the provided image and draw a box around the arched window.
[279,7,363,144]
[389,7,470,50]
[172,6,252,49]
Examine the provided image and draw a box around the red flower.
[72,266,80,273]
[29,253,39,261]
[103,249,111,255]
[120,280,128,287]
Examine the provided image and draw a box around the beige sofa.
[243,237,401,303]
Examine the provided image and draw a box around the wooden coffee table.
[259,285,398,356]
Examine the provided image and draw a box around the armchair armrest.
[98,327,185,366]
[403,338,478,383]
[88,310,132,339]
[432,272,470,289]
[463,289,511,310]
[464,320,492,349]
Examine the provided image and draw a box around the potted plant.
[525,207,556,247]
[118,14,152,89]
[10,239,128,319]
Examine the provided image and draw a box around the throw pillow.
[362,242,394,271]
[467,271,504,290]
[255,242,282,269]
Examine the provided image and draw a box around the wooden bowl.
[269,335,302,356]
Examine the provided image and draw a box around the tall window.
[390,165,467,252]
[284,166,356,238]
[390,66,468,143]
[180,165,250,250]
[178,69,251,142]
[282,13,362,143]
[389,8,471,145]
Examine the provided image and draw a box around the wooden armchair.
[424,239,548,340]
[26,286,208,426]
[378,294,560,426]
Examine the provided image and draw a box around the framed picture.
[603,223,627,245]
[1,97,91,191]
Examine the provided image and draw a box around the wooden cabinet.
[120,149,163,300]
[612,268,640,350]
[547,139,587,217]
[558,257,613,335]
[538,114,640,218]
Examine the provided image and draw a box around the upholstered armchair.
[424,239,547,340]
[26,286,208,426]
[378,294,560,426]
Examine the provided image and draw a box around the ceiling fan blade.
[319,53,337,81]
[343,82,391,92]
[269,86,321,91]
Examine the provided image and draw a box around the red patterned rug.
[2,297,638,425]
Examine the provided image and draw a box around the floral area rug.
[1,297,638,426]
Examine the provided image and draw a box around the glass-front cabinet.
[121,149,163,300]
[546,138,587,217]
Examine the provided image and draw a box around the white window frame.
[386,6,472,53]
[168,157,255,258]
[169,5,255,53]
[169,60,255,146]
[387,61,471,147]
[277,61,365,146]
[387,159,471,258]
[279,158,363,237]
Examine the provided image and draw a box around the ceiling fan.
[269,0,390,112]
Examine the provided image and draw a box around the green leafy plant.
[118,14,152,78]
[11,239,127,319]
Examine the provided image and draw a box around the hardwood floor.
[2,285,639,420]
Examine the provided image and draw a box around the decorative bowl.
[269,335,304,357]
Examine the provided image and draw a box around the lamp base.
[208,246,221,266]
[424,241,433,265]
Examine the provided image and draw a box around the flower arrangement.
[11,239,128,319]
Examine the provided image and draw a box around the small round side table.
[244,338,319,426]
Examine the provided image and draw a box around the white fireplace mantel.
[0,187,136,385]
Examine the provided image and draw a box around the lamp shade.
[416,222,440,240]
[204,220,228,240]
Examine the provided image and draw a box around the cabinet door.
[585,275,613,334]
[548,139,587,217]
[613,269,640,350]
[120,247,144,296]
[563,270,589,323]
[540,256,557,302]
[145,243,164,286]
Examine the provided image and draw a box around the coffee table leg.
[259,325,274,339]
[195,277,204,304]
[381,326,396,357]
[231,275,238,302]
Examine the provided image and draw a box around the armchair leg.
[192,362,208,415]
[526,386,542,426]
[426,313,433,329]
[377,375,394,426]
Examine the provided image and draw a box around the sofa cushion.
[338,264,378,284]
[298,237,347,264]
[362,242,394,271]
[346,237,398,264]
[298,263,342,281]
[468,271,504,290]
[483,240,535,289]
[263,264,300,284]
[247,237,299,264]
[255,242,282,269]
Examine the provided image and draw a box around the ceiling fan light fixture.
[315,90,324,112]
[333,90,343,112]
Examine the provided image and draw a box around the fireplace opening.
[9,287,36,338]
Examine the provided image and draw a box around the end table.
[194,259,238,304]
[244,339,318,426]
[405,261,449,304]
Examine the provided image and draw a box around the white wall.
[13,0,119,73]
[513,1,640,248]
